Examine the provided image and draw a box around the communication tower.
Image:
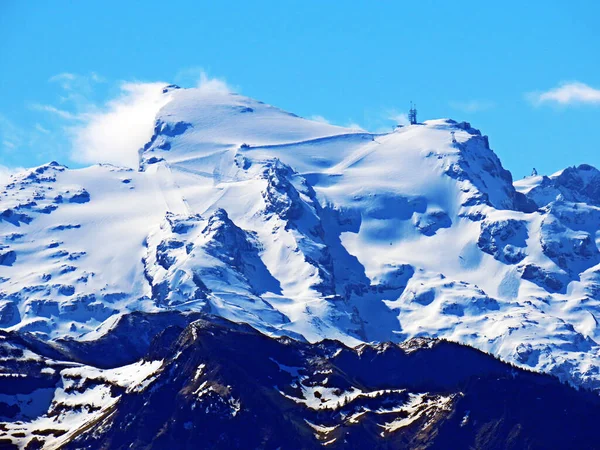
[408,102,417,125]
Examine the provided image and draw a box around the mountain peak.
[3,88,600,393]
[516,162,600,207]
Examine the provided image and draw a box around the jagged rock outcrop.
[2,313,600,450]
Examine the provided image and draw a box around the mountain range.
[2,85,600,448]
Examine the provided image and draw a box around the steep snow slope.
[2,85,600,390]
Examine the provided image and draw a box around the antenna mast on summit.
[408,102,418,125]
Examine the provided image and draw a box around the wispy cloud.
[528,81,600,106]
[35,123,50,134]
[321,108,409,134]
[31,104,82,121]
[308,115,330,124]
[49,72,104,90]
[29,73,172,168]
[196,71,232,95]
[48,72,77,87]
[307,114,365,131]
[387,110,410,127]
[0,112,70,167]
[0,115,24,153]
[5,71,238,169]
[0,165,22,185]
[30,70,236,168]
[175,67,234,94]
[344,122,364,131]
[70,81,172,168]
[449,100,495,113]
[2,73,105,168]
[0,165,13,185]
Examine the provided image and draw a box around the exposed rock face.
[139,119,193,169]
[0,250,16,266]
[525,164,600,208]
[1,313,600,450]
[478,219,528,264]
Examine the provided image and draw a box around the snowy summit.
[2,84,600,393]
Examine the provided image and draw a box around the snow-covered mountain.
[2,84,600,392]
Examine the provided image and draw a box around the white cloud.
[173,67,204,87]
[196,71,232,95]
[71,72,233,167]
[528,82,600,106]
[46,72,107,115]
[344,122,365,131]
[35,124,50,134]
[0,165,12,184]
[30,71,236,169]
[387,111,410,126]
[449,100,494,113]
[0,115,24,152]
[31,104,82,121]
[308,115,330,124]
[70,82,172,168]
[49,72,105,90]
[0,165,22,185]
[48,72,76,86]
[0,113,66,167]
[308,115,366,131]
[174,67,233,94]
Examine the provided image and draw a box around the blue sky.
[1,0,599,179]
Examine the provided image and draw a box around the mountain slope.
[1,313,600,450]
[2,85,600,391]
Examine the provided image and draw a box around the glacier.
[2,84,600,390]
